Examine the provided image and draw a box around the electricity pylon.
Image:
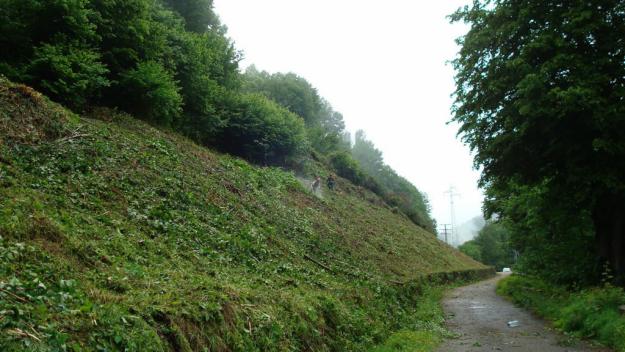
[444,186,460,245]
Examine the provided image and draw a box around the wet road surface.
[436,274,609,352]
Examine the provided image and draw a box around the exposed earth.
[437,274,610,352]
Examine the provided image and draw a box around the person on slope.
[326,174,336,191]
[311,176,321,193]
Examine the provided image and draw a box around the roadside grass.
[371,275,496,352]
[0,77,487,351]
[497,275,625,352]
[371,285,447,352]
[371,330,440,352]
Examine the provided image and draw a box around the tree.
[118,61,183,125]
[0,0,107,108]
[451,1,625,283]
[459,241,482,263]
[88,0,156,78]
[218,93,309,165]
[243,67,321,125]
[163,0,221,33]
[495,182,600,285]
[459,222,514,271]
[242,67,349,154]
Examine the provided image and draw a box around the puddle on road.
[469,304,488,309]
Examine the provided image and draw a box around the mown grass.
[497,275,625,351]
[0,77,486,351]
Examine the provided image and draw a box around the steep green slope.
[0,78,486,351]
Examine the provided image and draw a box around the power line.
[438,224,452,244]
[444,186,461,246]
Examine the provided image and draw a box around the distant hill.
[0,78,486,351]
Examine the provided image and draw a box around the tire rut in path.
[436,274,610,352]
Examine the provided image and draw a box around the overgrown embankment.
[0,78,487,351]
[498,275,625,351]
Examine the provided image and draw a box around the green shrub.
[118,61,183,125]
[176,74,233,147]
[329,152,365,185]
[26,43,109,108]
[218,93,309,165]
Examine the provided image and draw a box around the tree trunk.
[593,193,625,285]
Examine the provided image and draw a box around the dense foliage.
[459,222,515,271]
[451,0,625,285]
[217,93,308,165]
[0,0,307,165]
[328,151,367,185]
[242,66,351,155]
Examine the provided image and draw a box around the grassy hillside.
[0,78,486,351]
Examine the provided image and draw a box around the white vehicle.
[502,267,512,273]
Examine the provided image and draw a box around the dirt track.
[436,274,609,352]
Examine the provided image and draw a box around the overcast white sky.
[213,0,483,237]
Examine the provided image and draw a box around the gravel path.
[437,274,610,352]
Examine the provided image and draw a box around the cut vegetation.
[0,78,488,351]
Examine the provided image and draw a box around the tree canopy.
[451,0,625,284]
[0,0,313,165]
[459,222,515,271]
[243,67,350,155]
[162,0,222,33]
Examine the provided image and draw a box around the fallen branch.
[0,288,29,303]
[55,132,90,144]
[54,126,90,144]
[7,328,41,341]
[303,254,335,274]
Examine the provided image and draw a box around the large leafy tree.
[218,93,309,165]
[243,67,349,154]
[451,1,625,282]
[163,0,221,33]
[243,67,322,125]
[460,222,514,271]
[0,0,109,108]
[0,0,311,166]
